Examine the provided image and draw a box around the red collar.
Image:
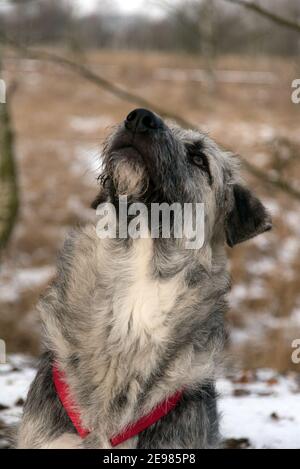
[52,363,183,447]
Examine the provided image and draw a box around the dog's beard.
[108,155,149,198]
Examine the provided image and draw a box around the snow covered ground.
[218,370,300,449]
[0,355,37,448]
[1,356,300,449]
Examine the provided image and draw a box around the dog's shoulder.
[56,224,103,272]
[61,224,100,254]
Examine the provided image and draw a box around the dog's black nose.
[125,108,163,132]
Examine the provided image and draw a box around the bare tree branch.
[4,40,193,128]
[223,0,300,34]
[1,36,300,201]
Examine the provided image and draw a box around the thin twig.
[242,158,300,200]
[223,0,300,34]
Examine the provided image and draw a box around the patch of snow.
[17,59,39,73]
[278,237,299,265]
[259,124,276,143]
[0,369,35,410]
[70,116,113,133]
[230,281,266,308]
[247,257,276,275]
[0,355,36,422]
[218,370,300,449]
[230,308,300,349]
[67,195,95,223]
[251,235,271,250]
[230,328,255,345]
[252,152,271,167]
[0,266,55,302]
[290,309,300,327]
[262,198,280,216]
[155,68,278,85]
[230,122,257,145]
[286,211,300,235]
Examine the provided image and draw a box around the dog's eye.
[187,143,207,168]
[191,152,207,169]
[186,143,213,184]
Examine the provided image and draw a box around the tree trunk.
[0,53,19,254]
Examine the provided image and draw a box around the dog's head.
[93,108,272,247]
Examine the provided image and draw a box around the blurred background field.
[0,0,300,448]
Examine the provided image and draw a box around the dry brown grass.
[1,49,300,370]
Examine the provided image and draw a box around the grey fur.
[17,110,271,449]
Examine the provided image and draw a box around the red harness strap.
[52,363,183,447]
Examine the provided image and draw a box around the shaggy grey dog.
[17,109,271,449]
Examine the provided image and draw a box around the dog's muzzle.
[125,108,164,133]
[107,109,170,193]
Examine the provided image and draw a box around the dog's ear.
[225,183,272,247]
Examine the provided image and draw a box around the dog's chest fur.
[106,237,182,346]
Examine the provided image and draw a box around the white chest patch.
[111,238,183,344]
